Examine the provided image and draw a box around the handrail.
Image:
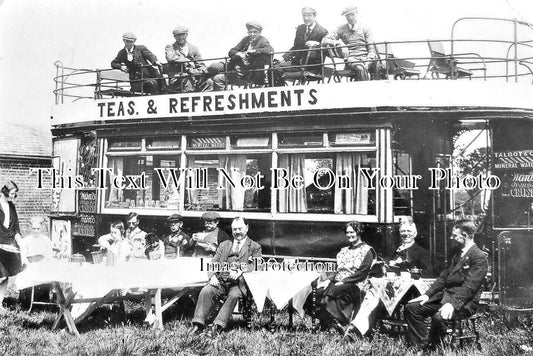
[53,37,533,103]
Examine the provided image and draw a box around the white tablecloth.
[16,258,209,318]
[243,271,320,317]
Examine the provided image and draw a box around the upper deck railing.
[53,17,533,105]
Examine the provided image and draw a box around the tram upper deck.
[51,18,533,129]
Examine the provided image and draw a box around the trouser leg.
[213,284,243,329]
[192,284,224,327]
[404,301,441,345]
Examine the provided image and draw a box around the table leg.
[51,282,79,336]
[311,280,317,333]
[288,299,293,329]
[153,288,163,330]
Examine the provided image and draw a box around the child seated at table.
[145,232,165,260]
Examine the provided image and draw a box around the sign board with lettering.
[494,150,533,227]
[78,190,97,214]
[72,214,96,238]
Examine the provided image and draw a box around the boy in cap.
[111,32,163,94]
[322,6,377,81]
[191,211,230,257]
[280,7,328,74]
[163,214,193,258]
[165,26,214,92]
[213,22,274,90]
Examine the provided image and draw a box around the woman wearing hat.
[0,181,23,310]
[213,22,274,90]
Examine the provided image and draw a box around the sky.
[1,0,533,129]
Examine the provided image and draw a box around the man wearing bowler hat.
[279,7,328,74]
[213,22,274,90]
[111,32,162,94]
[165,25,213,92]
[192,211,230,257]
[163,214,193,258]
[322,6,377,81]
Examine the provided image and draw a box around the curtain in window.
[108,157,124,202]
[186,157,198,208]
[219,155,247,210]
[334,153,368,214]
[278,154,308,213]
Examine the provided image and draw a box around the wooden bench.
[96,70,136,98]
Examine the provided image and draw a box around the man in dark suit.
[111,32,162,94]
[191,217,262,337]
[279,7,328,74]
[191,211,230,257]
[213,22,274,90]
[388,219,432,277]
[404,220,488,350]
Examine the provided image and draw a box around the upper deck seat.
[324,46,383,82]
[281,50,326,86]
[95,69,139,98]
[375,44,420,80]
[426,41,480,79]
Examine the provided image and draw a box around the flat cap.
[341,6,358,16]
[301,7,316,15]
[167,214,183,222]
[245,21,263,31]
[122,32,137,41]
[202,211,220,221]
[172,25,189,35]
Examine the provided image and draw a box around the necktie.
[233,241,240,254]
[305,26,312,39]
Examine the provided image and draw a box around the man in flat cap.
[213,22,274,90]
[191,211,230,257]
[322,6,377,81]
[165,26,213,93]
[163,214,193,258]
[111,32,163,94]
[279,7,328,75]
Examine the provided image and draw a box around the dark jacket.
[228,35,274,70]
[0,201,20,246]
[284,22,328,65]
[389,242,432,277]
[425,244,488,312]
[111,45,159,81]
[209,237,262,281]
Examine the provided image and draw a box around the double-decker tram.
[49,17,533,308]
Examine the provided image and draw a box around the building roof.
[0,121,52,159]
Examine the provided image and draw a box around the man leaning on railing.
[277,7,328,75]
[165,26,213,92]
[111,32,163,95]
[321,6,377,81]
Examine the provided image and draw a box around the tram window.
[187,136,226,149]
[230,136,271,149]
[328,132,375,146]
[278,153,376,214]
[104,155,180,209]
[278,133,323,147]
[185,154,271,212]
[108,139,142,151]
[146,138,181,150]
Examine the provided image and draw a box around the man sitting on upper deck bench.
[321,6,377,81]
[111,32,162,95]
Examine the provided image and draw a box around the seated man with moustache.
[388,218,432,277]
[190,217,261,338]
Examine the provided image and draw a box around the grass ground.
[0,295,532,356]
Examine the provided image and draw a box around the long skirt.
[0,248,22,278]
[322,282,361,326]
